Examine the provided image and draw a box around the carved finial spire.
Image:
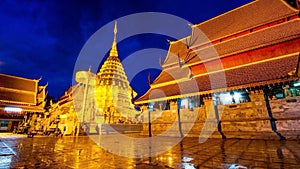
[114,21,117,41]
[109,21,118,56]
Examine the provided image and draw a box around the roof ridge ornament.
[34,76,42,81]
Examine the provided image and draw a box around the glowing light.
[225,164,247,169]
[233,92,242,102]
[294,82,300,87]
[167,156,173,166]
[182,163,196,169]
[182,156,194,162]
[219,93,232,104]
[219,92,242,104]
[4,107,22,112]
[181,98,189,108]
[60,114,67,118]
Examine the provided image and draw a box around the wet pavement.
[0,133,300,169]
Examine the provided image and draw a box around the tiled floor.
[0,133,299,168]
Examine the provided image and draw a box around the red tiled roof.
[189,19,300,64]
[0,74,37,92]
[193,0,298,42]
[162,40,188,68]
[163,19,300,66]
[151,66,191,85]
[0,74,39,105]
[136,53,299,103]
[137,0,300,104]
[0,90,36,104]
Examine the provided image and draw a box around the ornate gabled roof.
[161,0,300,67]
[0,92,36,105]
[0,73,38,92]
[162,39,189,68]
[150,66,191,87]
[0,74,46,113]
[153,21,300,87]
[188,19,300,65]
[135,53,300,104]
[136,0,300,104]
[0,73,38,105]
[192,0,299,43]
[162,18,300,67]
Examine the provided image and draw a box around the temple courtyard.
[0,133,299,169]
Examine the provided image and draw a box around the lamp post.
[177,98,184,138]
[55,115,60,135]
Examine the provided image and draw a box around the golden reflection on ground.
[0,133,299,168]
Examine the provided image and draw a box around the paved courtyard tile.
[0,133,299,168]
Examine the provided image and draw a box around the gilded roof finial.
[109,21,118,56]
[114,21,117,42]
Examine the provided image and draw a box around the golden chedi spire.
[109,21,118,57]
[96,21,137,124]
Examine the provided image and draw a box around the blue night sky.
[0,0,252,99]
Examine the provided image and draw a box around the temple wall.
[270,97,300,139]
[219,102,277,139]
[141,95,300,140]
[141,110,178,136]
[141,100,221,139]
[219,91,277,139]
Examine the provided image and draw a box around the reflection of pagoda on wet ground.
[74,22,139,133]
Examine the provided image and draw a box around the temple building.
[135,0,300,139]
[0,73,46,132]
[49,22,138,135]
[44,85,81,135]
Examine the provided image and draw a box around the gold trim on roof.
[0,73,40,82]
[135,77,299,104]
[151,52,300,89]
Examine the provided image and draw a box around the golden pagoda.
[95,22,137,124]
[62,22,139,135]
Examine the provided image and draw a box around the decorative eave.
[0,73,40,83]
[0,104,45,113]
[151,52,300,90]
[135,76,299,105]
[135,52,300,104]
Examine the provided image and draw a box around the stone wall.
[141,110,178,136]
[219,101,277,139]
[270,97,300,139]
[219,91,277,139]
[141,100,221,139]
[140,95,300,140]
